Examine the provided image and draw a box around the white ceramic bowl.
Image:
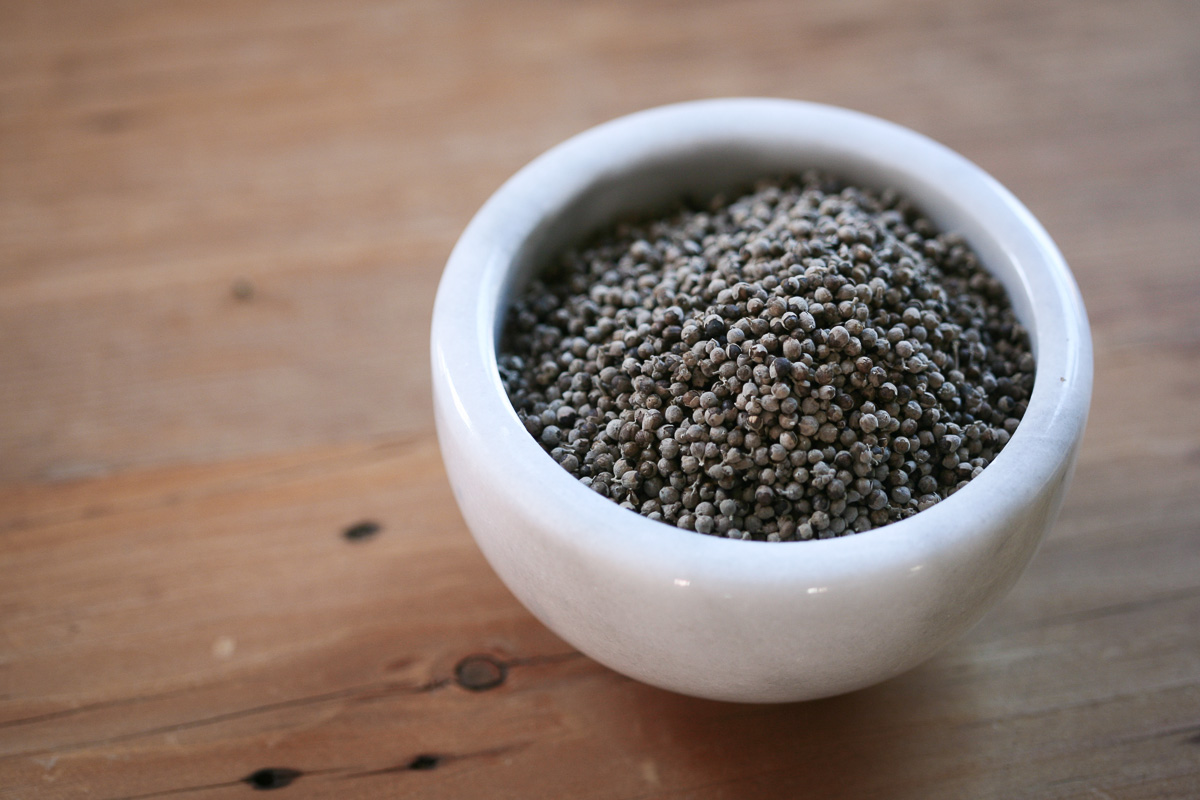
[431,99,1092,703]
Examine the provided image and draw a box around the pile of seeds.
[498,173,1035,541]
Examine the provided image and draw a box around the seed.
[499,175,1034,541]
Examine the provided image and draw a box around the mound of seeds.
[498,173,1035,541]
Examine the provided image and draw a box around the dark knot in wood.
[243,767,303,790]
[454,654,507,691]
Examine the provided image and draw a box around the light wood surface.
[3,2,1199,797]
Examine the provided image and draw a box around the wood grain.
[2,1,1199,798]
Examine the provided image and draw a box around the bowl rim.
[432,97,1092,586]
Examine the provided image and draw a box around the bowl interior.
[492,130,1041,359]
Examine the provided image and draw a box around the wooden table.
[3,2,1198,797]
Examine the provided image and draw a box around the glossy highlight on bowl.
[431,99,1092,702]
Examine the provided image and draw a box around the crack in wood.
[956,676,1200,734]
[1033,584,1200,629]
[100,767,346,800]
[98,744,532,799]
[0,436,427,535]
[1110,719,1200,746]
[2,677,446,762]
[504,650,585,668]
[2,650,581,762]
[340,743,527,779]
[100,777,246,800]
[0,684,202,730]
[982,583,1200,641]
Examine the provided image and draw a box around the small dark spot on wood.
[243,767,302,790]
[231,279,256,302]
[408,755,440,771]
[343,520,381,542]
[84,108,137,133]
[455,654,507,691]
[1187,729,1200,746]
